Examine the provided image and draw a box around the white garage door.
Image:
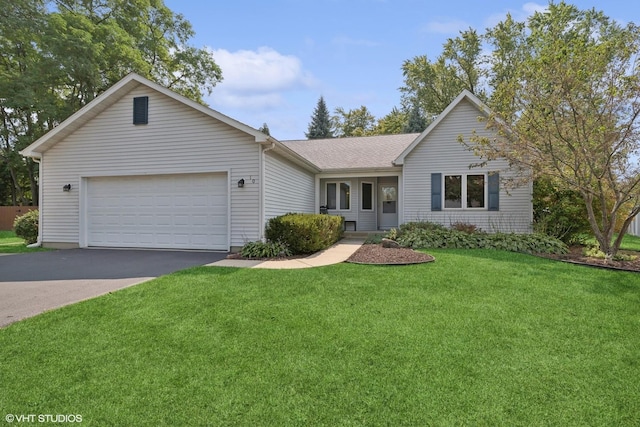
[87,173,228,250]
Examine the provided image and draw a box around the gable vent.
[133,96,149,125]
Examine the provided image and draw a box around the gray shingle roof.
[282,133,420,171]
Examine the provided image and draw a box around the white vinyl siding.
[41,85,261,249]
[264,150,315,221]
[402,99,532,233]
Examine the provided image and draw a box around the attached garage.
[19,73,319,251]
[85,173,228,250]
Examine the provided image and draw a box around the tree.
[258,123,270,136]
[371,107,407,135]
[0,0,48,205]
[0,0,222,205]
[305,96,333,139]
[402,104,428,133]
[400,28,485,118]
[332,106,376,138]
[472,2,640,260]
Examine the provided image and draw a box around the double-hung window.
[444,174,486,209]
[326,181,351,210]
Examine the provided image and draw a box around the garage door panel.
[87,173,228,250]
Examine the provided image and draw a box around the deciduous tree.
[371,107,407,135]
[332,106,376,138]
[0,0,222,205]
[472,2,640,259]
[400,28,485,118]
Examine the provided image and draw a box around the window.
[361,182,373,211]
[444,174,485,209]
[133,96,149,125]
[326,181,351,210]
[444,175,462,208]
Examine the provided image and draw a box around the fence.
[0,206,38,231]
[630,215,640,237]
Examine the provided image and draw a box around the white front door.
[378,177,398,229]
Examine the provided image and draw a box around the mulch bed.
[346,243,435,265]
[537,246,640,273]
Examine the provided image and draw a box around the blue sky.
[164,1,638,140]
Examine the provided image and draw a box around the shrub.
[396,225,567,255]
[265,213,343,255]
[583,245,637,262]
[364,233,384,244]
[450,221,479,234]
[533,178,592,243]
[13,209,39,244]
[398,221,447,235]
[241,240,291,259]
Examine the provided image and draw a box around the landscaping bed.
[349,242,640,272]
[346,243,434,265]
[539,246,640,272]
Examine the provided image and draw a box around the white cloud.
[422,19,470,35]
[207,47,317,110]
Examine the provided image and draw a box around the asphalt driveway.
[0,248,227,327]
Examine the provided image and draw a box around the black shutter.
[133,96,149,125]
[431,173,442,211]
[488,172,499,211]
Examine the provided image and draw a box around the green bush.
[13,209,39,244]
[265,213,343,255]
[533,178,592,244]
[241,240,291,259]
[395,224,567,255]
[583,244,637,262]
[398,221,447,234]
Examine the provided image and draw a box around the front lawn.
[620,233,640,251]
[1,250,639,425]
[0,230,46,254]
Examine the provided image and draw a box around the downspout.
[259,142,276,240]
[27,156,43,248]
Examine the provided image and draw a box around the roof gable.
[20,73,273,158]
[394,90,491,165]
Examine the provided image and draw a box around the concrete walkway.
[208,237,366,269]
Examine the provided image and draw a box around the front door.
[378,177,398,229]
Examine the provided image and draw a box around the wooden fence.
[0,206,38,231]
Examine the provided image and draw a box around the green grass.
[620,233,640,251]
[1,250,639,425]
[0,230,47,253]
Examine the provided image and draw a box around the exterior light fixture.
[63,184,71,192]
[237,179,245,188]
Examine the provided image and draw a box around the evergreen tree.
[258,123,270,136]
[305,96,333,139]
[403,105,428,133]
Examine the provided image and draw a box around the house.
[21,73,532,252]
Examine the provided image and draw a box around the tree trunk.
[27,159,38,205]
